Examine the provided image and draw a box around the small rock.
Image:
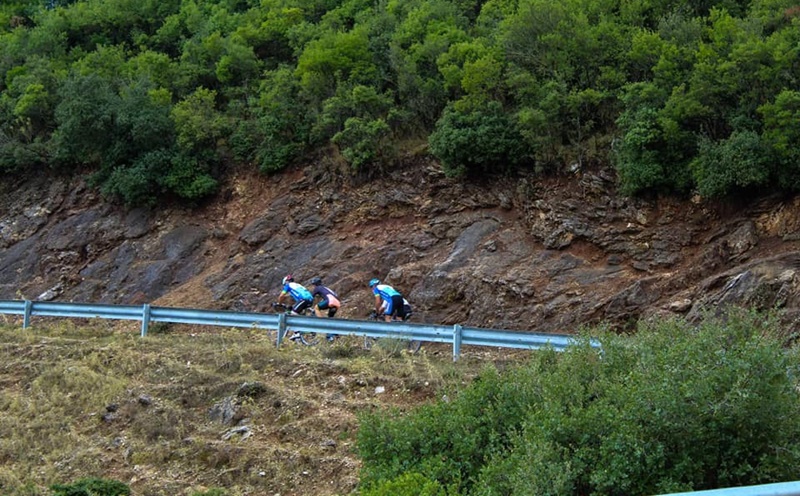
[222,425,252,441]
[669,299,693,313]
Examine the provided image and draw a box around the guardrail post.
[141,304,151,337]
[453,324,462,361]
[276,312,287,348]
[23,300,32,329]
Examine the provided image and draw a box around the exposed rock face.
[3,158,800,336]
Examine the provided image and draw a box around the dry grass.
[0,321,515,495]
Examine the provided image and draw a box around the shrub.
[428,100,528,177]
[331,117,391,172]
[690,131,771,198]
[360,472,448,496]
[357,357,557,493]
[359,310,800,495]
[475,310,800,495]
[50,477,130,496]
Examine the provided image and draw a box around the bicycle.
[364,310,422,354]
[271,302,321,346]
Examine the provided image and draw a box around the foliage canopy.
[2,0,800,204]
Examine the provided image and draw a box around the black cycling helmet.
[310,276,322,286]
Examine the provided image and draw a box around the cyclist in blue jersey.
[277,275,313,315]
[379,297,412,321]
[369,278,407,322]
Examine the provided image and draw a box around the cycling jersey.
[313,285,341,309]
[282,281,313,302]
[373,284,401,301]
[374,284,406,319]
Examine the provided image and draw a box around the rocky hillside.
[3,155,800,336]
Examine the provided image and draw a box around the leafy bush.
[613,83,694,196]
[230,67,309,174]
[759,89,800,191]
[360,472,448,496]
[691,131,771,197]
[98,148,217,206]
[358,357,554,493]
[359,310,800,495]
[50,477,130,496]
[428,100,528,177]
[332,117,391,171]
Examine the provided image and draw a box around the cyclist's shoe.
[289,333,303,342]
[326,334,336,342]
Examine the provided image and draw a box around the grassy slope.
[0,320,517,495]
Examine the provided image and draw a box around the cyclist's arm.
[374,294,383,313]
[277,290,288,304]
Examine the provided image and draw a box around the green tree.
[691,131,771,197]
[51,72,118,167]
[332,116,391,171]
[388,0,469,127]
[313,84,393,142]
[614,82,695,195]
[171,87,226,152]
[295,24,377,102]
[759,89,800,190]
[230,66,310,173]
[429,100,528,177]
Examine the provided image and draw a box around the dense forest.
[1,0,799,206]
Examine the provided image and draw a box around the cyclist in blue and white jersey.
[369,278,407,322]
[379,297,412,321]
[277,274,313,315]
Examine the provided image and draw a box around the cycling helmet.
[310,276,322,286]
[368,278,380,287]
[282,275,293,285]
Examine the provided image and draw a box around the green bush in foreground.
[50,477,130,496]
[358,309,800,495]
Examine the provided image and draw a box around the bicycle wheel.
[298,332,320,346]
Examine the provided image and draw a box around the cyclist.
[378,297,412,321]
[310,276,341,318]
[369,278,407,322]
[276,274,313,315]
[310,276,341,342]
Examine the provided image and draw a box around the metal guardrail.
[0,299,600,360]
